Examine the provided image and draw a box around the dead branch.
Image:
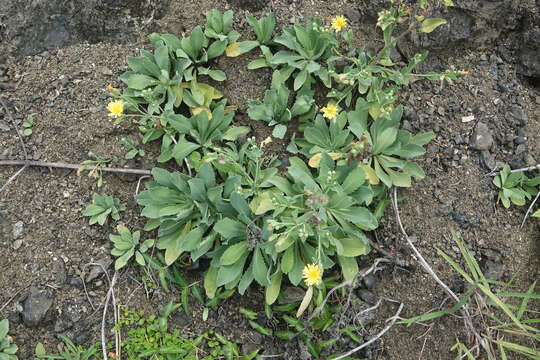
[101,271,118,360]
[520,190,540,229]
[332,302,404,360]
[308,258,390,321]
[0,159,152,176]
[0,284,30,313]
[392,188,482,347]
[0,97,29,193]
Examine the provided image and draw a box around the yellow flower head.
[321,103,339,121]
[331,15,347,32]
[107,100,124,118]
[303,264,323,286]
[260,136,273,148]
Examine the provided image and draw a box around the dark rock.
[346,9,362,23]
[483,260,505,281]
[518,13,540,79]
[362,273,376,290]
[85,258,112,283]
[52,262,67,285]
[356,289,377,305]
[472,122,493,151]
[7,311,21,324]
[279,286,305,304]
[68,276,83,288]
[435,199,454,217]
[22,287,54,327]
[399,1,522,57]
[451,211,480,229]
[515,144,527,155]
[227,0,266,11]
[480,150,496,170]
[54,316,73,333]
[511,106,528,126]
[482,248,502,263]
[0,0,170,57]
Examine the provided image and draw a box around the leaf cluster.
[126,2,462,312]
[34,335,98,360]
[0,320,17,360]
[82,193,125,226]
[110,225,154,270]
[493,166,540,208]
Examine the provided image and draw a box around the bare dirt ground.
[0,0,539,359]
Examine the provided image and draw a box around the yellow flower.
[303,264,323,286]
[331,15,347,32]
[107,100,124,118]
[260,136,273,148]
[321,103,339,121]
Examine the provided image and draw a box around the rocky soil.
[0,0,539,359]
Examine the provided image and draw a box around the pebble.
[346,9,362,23]
[471,122,493,151]
[483,260,505,281]
[98,66,113,76]
[356,289,377,305]
[52,262,67,285]
[12,221,24,239]
[12,239,23,250]
[511,106,528,126]
[22,287,54,327]
[85,258,112,282]
[480,150,496,170]
[279,286,305,303]
[451,212,480,229]
[362,273,376,290]
[515,144,527,155]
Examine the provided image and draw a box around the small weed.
[120,138,146,159]
[109,225,154,270]
[82,193,125,226]
[77,153,118,187]
[34,335,99,360]
[118,307,259,360]
[0,319,18,360]
[22,115,33,136]
[493,165,540,208]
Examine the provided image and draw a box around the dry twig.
[101,271,118,360]
[308,258,390,321]
[0,97,29,193]
[0,284,29,313]
[391,188,482,347]
[332,302,404,360]
[0,159,152,176]
[520,190,540,229]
